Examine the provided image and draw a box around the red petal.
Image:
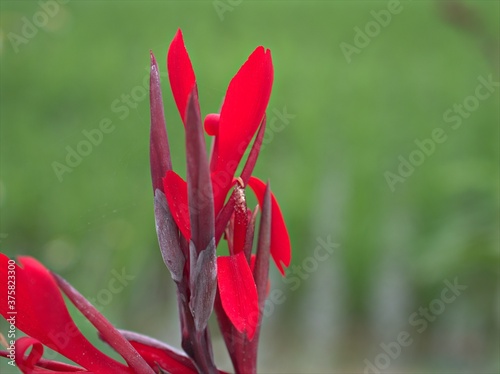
[14,337,87,373]
[217,252,259,340]
[154,190,185,282]
[163,171,191,240]
[247,177,291,275]
[0,255,130,373]
[167,29,196,124]
[212,47,273,212]
[15,337,44,373]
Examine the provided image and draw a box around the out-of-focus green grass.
[1,1,498,373]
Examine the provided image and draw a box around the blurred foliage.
[0,1,498,373]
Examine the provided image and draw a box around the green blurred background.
[1,1,498,373]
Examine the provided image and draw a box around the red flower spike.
[163,170,190,240]
[168,29,196,125]
[211,47,273,213]
[150,51,173,193]
[0,255,131,374]
[247,177,291,275]
[217,252,259,340]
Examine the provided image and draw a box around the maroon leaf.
[189,239,217,332]
[54,273,155,374]
[185,85,214,253]
[232,183,248,256]
[150,51,172,193]
[253,181,271,310]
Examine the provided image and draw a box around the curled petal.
[217,252,259,340]
[247,177,291,275]
[163,171,191,240]
[167,29,196,124]
[15,337,44,373]
[0,255,130,373]
[13,337,88,373]
[189,239,217,332]
[232,184,248,256]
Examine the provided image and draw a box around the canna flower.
[0,254,205,374]
[149,29,291,373]
[163,30,291,275]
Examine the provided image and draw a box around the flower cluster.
[0,29,291,374]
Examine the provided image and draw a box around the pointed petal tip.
[167,28,196,124]
[174,28,183,39]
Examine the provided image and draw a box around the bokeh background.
[1,1,499,373]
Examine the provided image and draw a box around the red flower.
[163,30,291,274]
[0,254,203,374]
[149,29,292,373]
